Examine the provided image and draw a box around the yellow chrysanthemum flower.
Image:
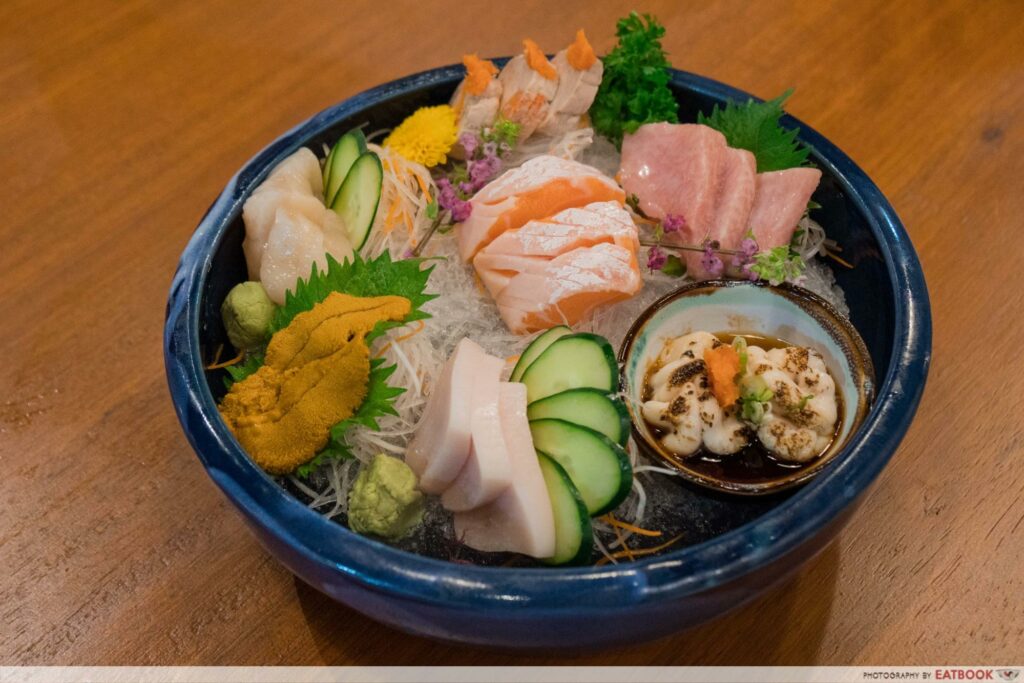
[383,105,458,168]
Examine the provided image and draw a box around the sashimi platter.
[206,12,872,567]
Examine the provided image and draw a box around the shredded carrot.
[207,344,223,367]
[608,516,635,562]
[383,199,399,233]
[374,320,426,358]
[206,350,244,370]
[602,514,663,538]
[402,209,414,236]
[505,354,521,364]
[596,534,685,566]
[412,171,431,199]
[825,249,854,269]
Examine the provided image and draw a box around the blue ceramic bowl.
[164,64,931,648]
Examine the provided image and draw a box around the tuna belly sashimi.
[678,146,757,279]
[455,155,624,261]
[619,123,727,231]
[453,382,556,559]
[496,243,642,335]
[745,167,822,249]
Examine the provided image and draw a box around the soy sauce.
[641,332,843,484]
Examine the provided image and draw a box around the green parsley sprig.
[590,12,679,146]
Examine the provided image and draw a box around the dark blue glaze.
[164,65,931,648]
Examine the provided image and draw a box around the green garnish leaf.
[481,117,521,150]
[296,358,406,477]
[749,245,806,286]
[697,90,811,172]
[222,353,264,389]
[426,199,438,220]
[272,251,437,340]
[738,374,774,425]
[807,199,822,210]
[660,255,686,277]
[590,11,679,146]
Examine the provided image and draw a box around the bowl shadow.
[294,541,841,664]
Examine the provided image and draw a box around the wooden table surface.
[2,0,1022,667]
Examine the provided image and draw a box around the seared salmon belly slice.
[456,155,624,261]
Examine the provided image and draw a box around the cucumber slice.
[323,129,367,206]
[529,418,632,516]
[510,325,573,382]
[537,452,592,566]
[331,151,382,251]
[519,333,618,404]
[527,388,630,446]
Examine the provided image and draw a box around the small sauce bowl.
[619,280,875,495]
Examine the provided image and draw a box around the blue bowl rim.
[164,63,931,609]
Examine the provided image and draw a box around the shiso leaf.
[272,251,436,337]
[697,89,812,173]
[230,251,436,476]
[296,358,406,477]
[222,353,264,388]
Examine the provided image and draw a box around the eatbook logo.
[997,671,1020,682]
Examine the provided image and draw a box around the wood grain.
[1,0,1021,666]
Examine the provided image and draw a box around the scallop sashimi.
[456,155,625,261]
[242,148,353,304]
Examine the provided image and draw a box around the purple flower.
[647,245,667,272]
[731,237,759,279]
[459,132,479,159]
[436,177,459,206]
[458,181,475,195]
[701,241,724,277]
[436,177,473,222]
[450,199,472,222]
[482,141,498,159]
[468,154,502,191]
[662,213,686,234]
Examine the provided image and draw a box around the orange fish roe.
[566,29,597,70]
[462,53,499,95]
[523,39,556,80]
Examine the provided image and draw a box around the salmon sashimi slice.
[472,252,549,299]
[745,167,823,249]
[456,155,624,261]
[619,123,727,233]
[679,146,757,279]
[453,382,556,559]
[480,201,638,258]
[496,243,642,334]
